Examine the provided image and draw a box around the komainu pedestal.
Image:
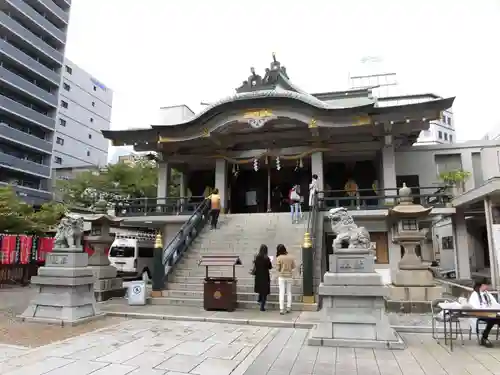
[21,215,102,325]
[308,208,404,349]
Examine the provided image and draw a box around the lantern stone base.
[389,268,443,304]
[20,247,104,326]
[89,265,126,302]
[309,246,405,350]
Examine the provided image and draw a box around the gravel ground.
[0,285,126,348]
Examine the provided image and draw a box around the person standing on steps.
[289,185,301,224]
[252,244,272,312]
[207,188,221,230]
[276,244,296,315]
[309,174,318,211]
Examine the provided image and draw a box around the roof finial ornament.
[272,52,277,62]
[270,52,280,71]
[250,67,256,77]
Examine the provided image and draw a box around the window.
[59,118,66,127]
[444,133,448,141]
[87,150,90,157]
[60,100,68,108]
[65,65,72,74]
[442,115,447,123]
[447,117,451,126]
[90,117,94,123]
[56,137,64,145]
[63,83,70,91]
[88,133,92,139]
[91,101,95,107]
[401,219,418,231]
[54,156,62,164]
[442,236,454,250]
[449,134,453,142]
[93,85,97,91]
[438,131,442,139]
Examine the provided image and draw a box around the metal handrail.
[162,198,211,278]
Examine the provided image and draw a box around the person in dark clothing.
[253,244,272,311]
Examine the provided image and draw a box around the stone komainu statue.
[328,207,371,250]
[54,215,84,248]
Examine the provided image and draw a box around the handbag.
[250,258,256,275]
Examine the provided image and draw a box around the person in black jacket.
[253,244,273,311]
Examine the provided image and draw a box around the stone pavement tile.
[41,359,108,375]
[392,346,426,375]
[123,351,174,368]
[127,369,167,375]
[4,356,75,375]
[231,328,280,375]
[95,338,148,363]
[400,334,446,375]
[203,342,246,360]
[167,341,215,356]
[289,345,318,374]
[462,345,500,375]
[355,349,380,375]
[373,350,401,375]
[237,328,293,375]
[268,329,308,374]
[156,354,205,373]
[204,330,243,344]
[335,347,358,375]
[147,337,183,352]
[88,363,138,375]
[191,358,240,375]
[312,347,336,375]
[62,344,121,360]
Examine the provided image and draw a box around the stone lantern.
[84,201,126,301]
[388,183,443,305]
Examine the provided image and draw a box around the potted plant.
[438,169,472,196]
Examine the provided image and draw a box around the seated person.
[469,278,500,348]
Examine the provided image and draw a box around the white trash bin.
[128,280,147,306]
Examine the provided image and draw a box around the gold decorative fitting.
[303,232,312,248]
[308,118,318,129]
[243,109,273,118]
[353,115,372,126]
[201,127,210,137]
[302,295,315,304]
[158,136,172,143]
[154,232,163,249]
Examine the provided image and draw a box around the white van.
[108,233,156,281]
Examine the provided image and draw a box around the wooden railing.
[114,196,206,217]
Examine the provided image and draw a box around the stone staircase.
[152,213,317,310]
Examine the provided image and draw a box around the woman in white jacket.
[469,279,500,347]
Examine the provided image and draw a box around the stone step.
[170,268,305,278]
[149,297,317,311]
[161,290,304,303]
[164,282,303,294]
[176,254,304,265]
[166,275,303,286]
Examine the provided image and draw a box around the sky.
[64,0,500,159]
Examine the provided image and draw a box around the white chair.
[431,298,464,344]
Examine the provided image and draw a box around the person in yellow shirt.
[207,188,221,230]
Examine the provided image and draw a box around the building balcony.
[6,0,66,44]
[34,0,70,25]
[0,122,52,154]
[0,151,50,177]
[0,94,55,130]
[0,66,58,108]
[320,186,452,210]
[0,181,52,205]
[0,11,63,65]
[0,40,60,86]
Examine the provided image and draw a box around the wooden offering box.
[199,255,242,312]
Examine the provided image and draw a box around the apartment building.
[0,0,71,205]
[53,58,112,169]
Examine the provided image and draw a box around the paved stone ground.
[3,318,500,375]
[0,285,126,347]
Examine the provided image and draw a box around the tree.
[0,186,67,234]
[56,157,180,208]
[0,186,34,233]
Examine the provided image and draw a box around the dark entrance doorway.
[270,165,310,213]
[229,167,267,213]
